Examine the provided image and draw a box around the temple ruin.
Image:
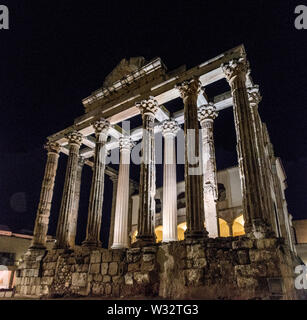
[14,45,306,299]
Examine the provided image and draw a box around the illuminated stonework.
[15,45,302,300]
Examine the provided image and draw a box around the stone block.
[232,239,254,250]
[237,250,250,265]
[124,272,133,285]
[101,263,108,275]
[256,238,278,250]
[81,264,89,273]
[67,257,76,265]
[105,283,112,295]
[112,276,123,284]
[90,251,101,264]
[126,248,141,263]
[143,253,155,262]
[141,261,156,272]
[134,272,150,285]
[103,275,111,283]
[237,276,258,289]
[109,262,118,276]
[249,249,273,262]
[128,262,141,272]
[187,244,205,260]
[71,273,87,287]
[41,276,53,285]
[92,283,104,295]
[193,258,207,268]
[113,250,125,262]
[101,250,113,262]
[185,269,203,285]
[90,263,100,274]
[94,274,103,282]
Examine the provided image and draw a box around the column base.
[111,243,128,250]
[132,235,155,247]
[29,243,47,250]
[81,240,102,248]
[245,219,274,239]
[184,229,208,240]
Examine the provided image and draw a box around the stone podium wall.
[14,237,305,300]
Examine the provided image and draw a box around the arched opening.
[219,218,230,237]
[155,225,163,243]
[233,215,245,236]
[177,222,187,240]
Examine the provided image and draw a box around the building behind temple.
[10,45,307,299]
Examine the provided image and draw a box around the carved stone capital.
[66,131,83,146]
[247,85,262,107]
[161,119,180,137]
[175,77,201,99]
[119,136,135,152]
[44,141,61,154]
[198,103,218,124]
[135,97,159,117]
[93,118,111,134]
[78,156,86,167]
[221,57,249,83]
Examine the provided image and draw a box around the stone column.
[247,85,276,230]
[222,58,271,238]
[83,119,110,247]
[127,182,137,246]
[161,119,179,242]
[198,103,219,238]
[175,78,207,239]
[112,137,134,249]
[108,175,118,249]
[30,142,61,249]
[135,98,158,245]
[56,131,83,249]
[68,156,85,248]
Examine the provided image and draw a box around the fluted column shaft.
[108,175,118,249]
[161,119,179,242]
[176,78,207,239]
[68,156,85,248]
[136,98,158,244]
[83,119,110,247]
[222,58,271,238]
[56,131,83,248]
[112,137,134,249]
[30,142,60,249]
[198,103,219,238]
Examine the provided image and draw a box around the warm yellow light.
[155,225,163,243]
[233,215,245,236]
[219,218,230,237]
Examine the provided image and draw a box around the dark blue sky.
[0,1,306,245]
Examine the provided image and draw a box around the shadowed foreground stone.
[15,237,307,300]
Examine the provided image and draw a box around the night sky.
[0,1,306,246]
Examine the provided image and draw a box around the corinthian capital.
[247,85,262,107]
[93,118,111,134]
[221,57,249,83]
[44,141,61,154]
[119,136,135,152]
[66,131,83,146]
[198,103,218,124]
[135,97,159,117]
[175,77,201,99]
[161,119,180,137]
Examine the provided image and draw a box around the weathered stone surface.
[15,239,304,300]
[101,263,108,275]
[72,273,87,287]
[109,262,118,276]
[102,250,113,262]
[90,263,100,274]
